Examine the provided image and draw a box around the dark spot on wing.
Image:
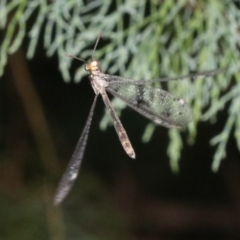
[134,85,150,107]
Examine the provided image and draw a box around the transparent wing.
[54,95,98,205]
[104,68,223,85]
[106,80,192,128]
[103,69,223,128]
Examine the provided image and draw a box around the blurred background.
[1,1,240,239]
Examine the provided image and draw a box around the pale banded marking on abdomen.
[113,119,135,158]
[101,90,135,159]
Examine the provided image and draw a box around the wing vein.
[53,95,98,205]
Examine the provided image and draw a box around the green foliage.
[1,0,240,171]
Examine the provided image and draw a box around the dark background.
[1,5,240,240]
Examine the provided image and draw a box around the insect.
[53,35,222,205]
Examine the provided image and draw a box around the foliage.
[1,0,240,171]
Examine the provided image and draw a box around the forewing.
[106,79,192,128]
[54,95,98,205]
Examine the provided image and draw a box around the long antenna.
[66,54,86,63]
[91,33,101,60]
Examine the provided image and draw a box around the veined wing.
[54,95,98,205]
[105,75,192,128]
[103,68,223,85]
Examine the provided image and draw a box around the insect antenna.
[66,54,86,63]
[91,33,101,60]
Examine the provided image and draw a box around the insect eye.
[92,61,97,66]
